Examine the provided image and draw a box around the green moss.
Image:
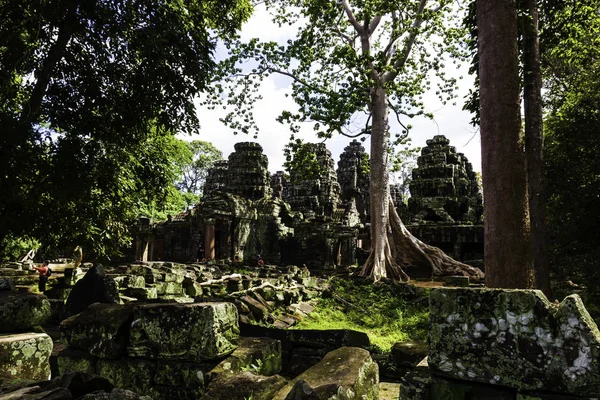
[293,278,428,351]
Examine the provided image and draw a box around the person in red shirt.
[32,260,50,293]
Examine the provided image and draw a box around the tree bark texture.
[358,85,485,282]
[477,0,534,288]
[521,0,552,298]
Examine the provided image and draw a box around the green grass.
[293,277,429,352]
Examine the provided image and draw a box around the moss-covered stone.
[0,291,51,332]
[0,277,15,291]
[60,303,136,359]
[273,346,379,400]
[429,288,600,397]
[96,358,157,397]
[155,281,182,295]
[0,332,53,382]
[123,287,158,300]
[127,302,239,361]
[209,337,282,378]
[153,360,215,399]
[56,346,97,375]
[202,371,288,400]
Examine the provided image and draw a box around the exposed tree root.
[359,199,485,282]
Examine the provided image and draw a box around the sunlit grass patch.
[293,277,429,352]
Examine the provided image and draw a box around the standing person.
[257,255,265,267]
[33,260,50,293]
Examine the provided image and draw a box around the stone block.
[56,346,97,375]
[63,264,120,319]
[429,288,600,397]
[0,291,51,332]
[127,302,239,361]
[273,346,379,400]
[0,277,15,291]
[124,287,158,300]
[209,337,282,378]
[443,275,470,287]
[154,360,212,389]
[96,358,156,397]
[202,371,288,400]
[286,328,370,349]
[392,341,428,368]
[60,303,136,359]
[0,332,53,382]
[155,281,182,295]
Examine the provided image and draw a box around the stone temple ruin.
[2,137,600,400]
[134,135,484,273]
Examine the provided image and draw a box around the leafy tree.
[0,0,252,258]
[210,0,484,281]
[545,65,600,301]
[283,137,325,181]
[389,138,420,198]
[176,140,223,201]
[542,0,600,301]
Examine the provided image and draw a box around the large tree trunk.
[521,0,552,298]
[358,85,485,282]
[477,0,534,288]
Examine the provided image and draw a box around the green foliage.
[208,0,468,141]
[176,140,223,196]
[0,0,251,259]
[545,63,600,303]
[0,233,40,262]
[283,137,324,181]
[294,277,429,351]
[389,137,420,197]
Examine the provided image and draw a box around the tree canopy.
[0,0,252,259]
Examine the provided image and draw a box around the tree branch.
[340,0,363,34]
[20,0,80,125]
[382,0,428,83]
[368,15,382,34]
[388,100,410,133]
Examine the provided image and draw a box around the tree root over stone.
[359,199,485,282]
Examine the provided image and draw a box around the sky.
[186,4,482,175]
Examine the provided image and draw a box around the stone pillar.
[205,220,215,260]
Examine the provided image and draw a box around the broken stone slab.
[60,303,136,359]
[0,291,51,332]
[208,337,282,379]
[127,302,239,361]
[153,360,215,398]
[273,346,379,400]
[429,287,600,397]
[183,281,203,297]
[286,328,370,349]
[111,275,146,290]
[240,295,269,321]
[399,358,518,400]
[0,332,53,382]
[0,277,15,291]
[154,281,182,295]
[123,287,157,300]
[96,358,156,397]
[202,371,288,400]
[62,264,120,320]
[392,341,428,368]
[56,346,97,376]
[443,275,470,287]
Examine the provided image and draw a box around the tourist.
[257,255,265,267]
[196,244,205,262]
[32,260,50,293]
